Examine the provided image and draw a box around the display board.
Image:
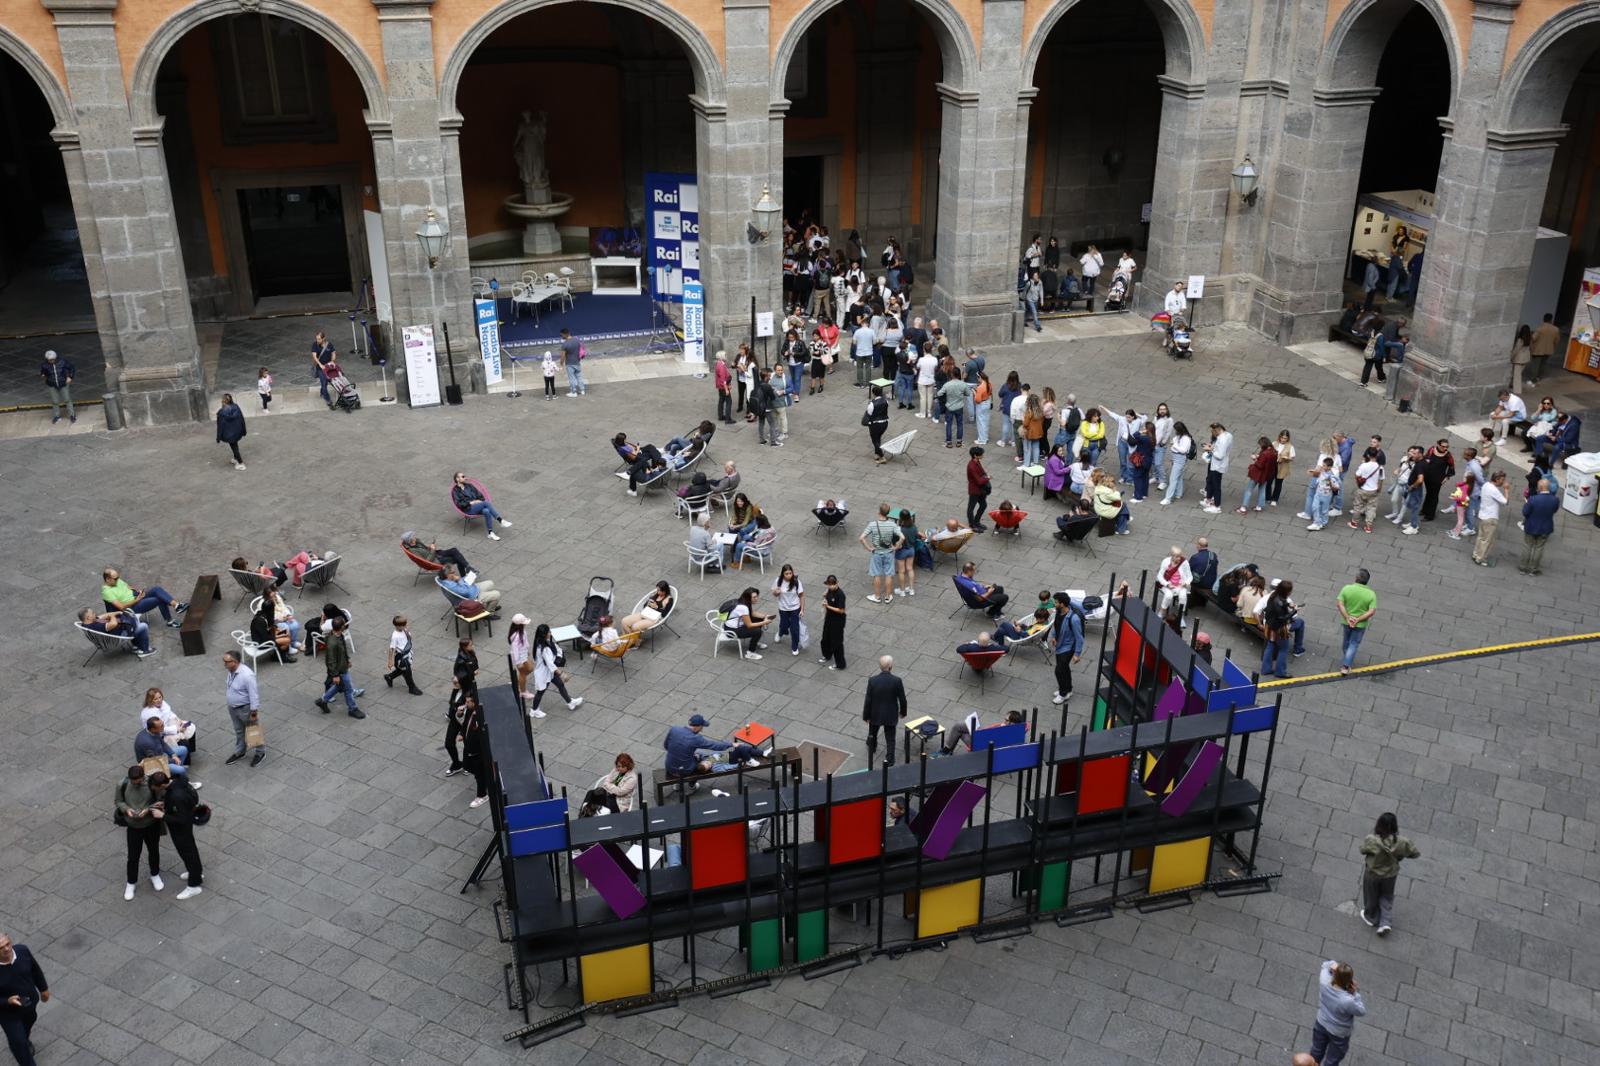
[645,171,699,302]
[400,325,441,408]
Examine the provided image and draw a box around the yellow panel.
[916,879,982,939]
[580,943,651,1004]
[1149,837,1210,894]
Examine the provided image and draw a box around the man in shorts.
[858,503,904,604]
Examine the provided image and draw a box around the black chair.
[948,577,1000,620]
[1052,514,1097,555]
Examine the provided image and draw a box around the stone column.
[929,0,1027,347]
[1141,79,1239,317]
[45,0,205,425]
[371,0,473,371]
[1404,0,1542,424]
[1249,86,1380,343]
[699,0,779,355]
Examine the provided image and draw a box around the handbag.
[193,803,213,826]
[244,720,265,749]
[114,808,128,827]
[1362,334,1378,359]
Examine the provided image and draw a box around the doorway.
[784,156,824,228]
[236,185,351,298]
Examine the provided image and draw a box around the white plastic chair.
[738,535,776,575]
[707,610,745,659]
[880,429,918,465]
[232,629,281,669]
[685,541,721,580]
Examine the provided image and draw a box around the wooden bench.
[652,746,801,806]
[179,574,221,656]
[1327,323,1370,346]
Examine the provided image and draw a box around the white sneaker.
[176,886,203,900]
[1402,526,1419,535]
[1306,523,1323,531]
[743,652,763,661]
[1377,925,1391,936]
[895,588,906,597]
[867,595,884,604]
[1383,513,1398,521]
[470,795,490,808]
[1159,499,1171,506]
[487,531,501,541]
[124,883,135,901]
[190,782,203,790]
[1156,482,1166,490]
[792,649,800,656]
[1295,512,1311,520]
[151,874,165,891]
[907,588,915,597]
[567,697,585,710]
[463,571,478,585]
[626,490,637,497]
[817,658,830,664]
[1328,509,1343,517]
[1051,693,1067,705]
[529,708,547,719]
[1202,506,1221,515]
[500,520,513,528]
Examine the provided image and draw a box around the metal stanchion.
[378,358,395,403]
[506,354,522,399]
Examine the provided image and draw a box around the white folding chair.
[685,541,721,580]
[707,610,745,659]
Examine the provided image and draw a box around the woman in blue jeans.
[1259,581,1302,677]
[1307,960,1365,1066]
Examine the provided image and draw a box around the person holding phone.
[0,931,49,1066]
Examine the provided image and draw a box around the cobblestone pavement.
[4,320,1599,1066]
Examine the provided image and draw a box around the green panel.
[1091,696,1108,731]
[795,909,827,963]
[748,918,782,972]
[1039,861,1070,911]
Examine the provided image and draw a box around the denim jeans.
[1240,480,1268,509]
[786,364,803,397]
[778,608,802,652]
[1310,493,1331,527]
[1402,486,1424,528]
[1341,624,1367,669]
[323,671,358,710]
[1023,437,1041,466]
[1152,446,1169,483]
[895,371,915,407]
[131,587,177,622]
[1163,456,1188,502]
[317,367,330,404]
[999,414,1014,446]
[1309,1023,1351,1066]
[1261,637,1291,677]
[1117,439,1134,483]
[1114,504,1130,533]
[565,364,587,394]
[1302,482,1320,515]
[1024,299,1041,330]
[944,409,964,443]
[974,400,991,443]
[468,500,503,533]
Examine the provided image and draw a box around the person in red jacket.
[714,350,734,424]
[966,446,992,532]
[1238,436,1278,513]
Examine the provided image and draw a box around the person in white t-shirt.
[1079,246,1104,296]
[1472,470,1509,566]
[1114,252,1137,283]
[1346,450,1386,532]
[1489,390,1527,443]
[1164,282,1188,317]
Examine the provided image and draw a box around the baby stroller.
[1168,316,1194,360]
[1103,275,1129,311]
[576,576,615,641]
[328,373,362,412]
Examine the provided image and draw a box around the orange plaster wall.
[2,5,68,103]
[432,0,725,99]
[1504,0,1582,74]
[116,0,386,96]
[172,32,379,277]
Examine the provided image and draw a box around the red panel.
[1055,760,1081,795]
[1115,620,1141,685]
[827,798,884,865]
[1078,754,1131,814]
[690,822,747,890]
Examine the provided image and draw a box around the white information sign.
[401,325,442,408]
[755,311,775,338]
[1186,275,1206,300]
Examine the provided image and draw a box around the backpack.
[815,259,832,286]
[1186,438,1198,460]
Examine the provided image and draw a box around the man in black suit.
[863,655,908,767]
[0,932,49,1066]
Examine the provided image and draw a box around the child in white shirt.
[257,366,273,411]
[541,350,558,399]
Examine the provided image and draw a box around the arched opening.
[1532,38,1600,339]
[0,52,101,398]
[779,0,946,308]
[1340,5,1451,313]
[1022,0,1167,307]
[456,1,702,340]
[152,12,382,318]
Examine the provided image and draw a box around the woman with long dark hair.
[771,564,806,654]
[722,587,772,659]
[1359,811,1420,936]
[526,623,584,719]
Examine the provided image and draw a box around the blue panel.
[505,797,567,831]
[972,723,1027,751]
[509,822,569,857]
[990,742,1041,774]
[1230,704,1278,734]
[1189,663,1212,698]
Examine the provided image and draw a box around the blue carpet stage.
[494,292,661,349]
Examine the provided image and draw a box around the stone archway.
[0,28,74,129]
[1496,2,1600,129]
[770,0,978,99]
[1019,0,1205,87]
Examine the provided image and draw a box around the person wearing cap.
[1192,631,1213,664]
[40,350,75,424]
[401,532,474,581]
[508,615,534,698]
[662,714,759,778]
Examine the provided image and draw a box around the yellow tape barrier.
[1256,630,1600,690]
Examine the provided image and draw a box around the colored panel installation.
[1149,836,1210,893]
[747,918,782,972]
[1078,754,1131,814]
[580,943,652,1003]
[690,822,748,890]
[572,844,646,920]
[825,797,885,865]
[916,878,982,938]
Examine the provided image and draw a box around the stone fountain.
[504,109,574,256]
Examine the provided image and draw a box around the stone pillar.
[1250,87,1380,343]
[371,0,472,361]
[45,0,205,425]
[1404,0,1541,424]
[929,0,1026,347]
[699,0,779,355]
[1141,79,1239,317]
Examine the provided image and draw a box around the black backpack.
[1186,437,1198,460]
